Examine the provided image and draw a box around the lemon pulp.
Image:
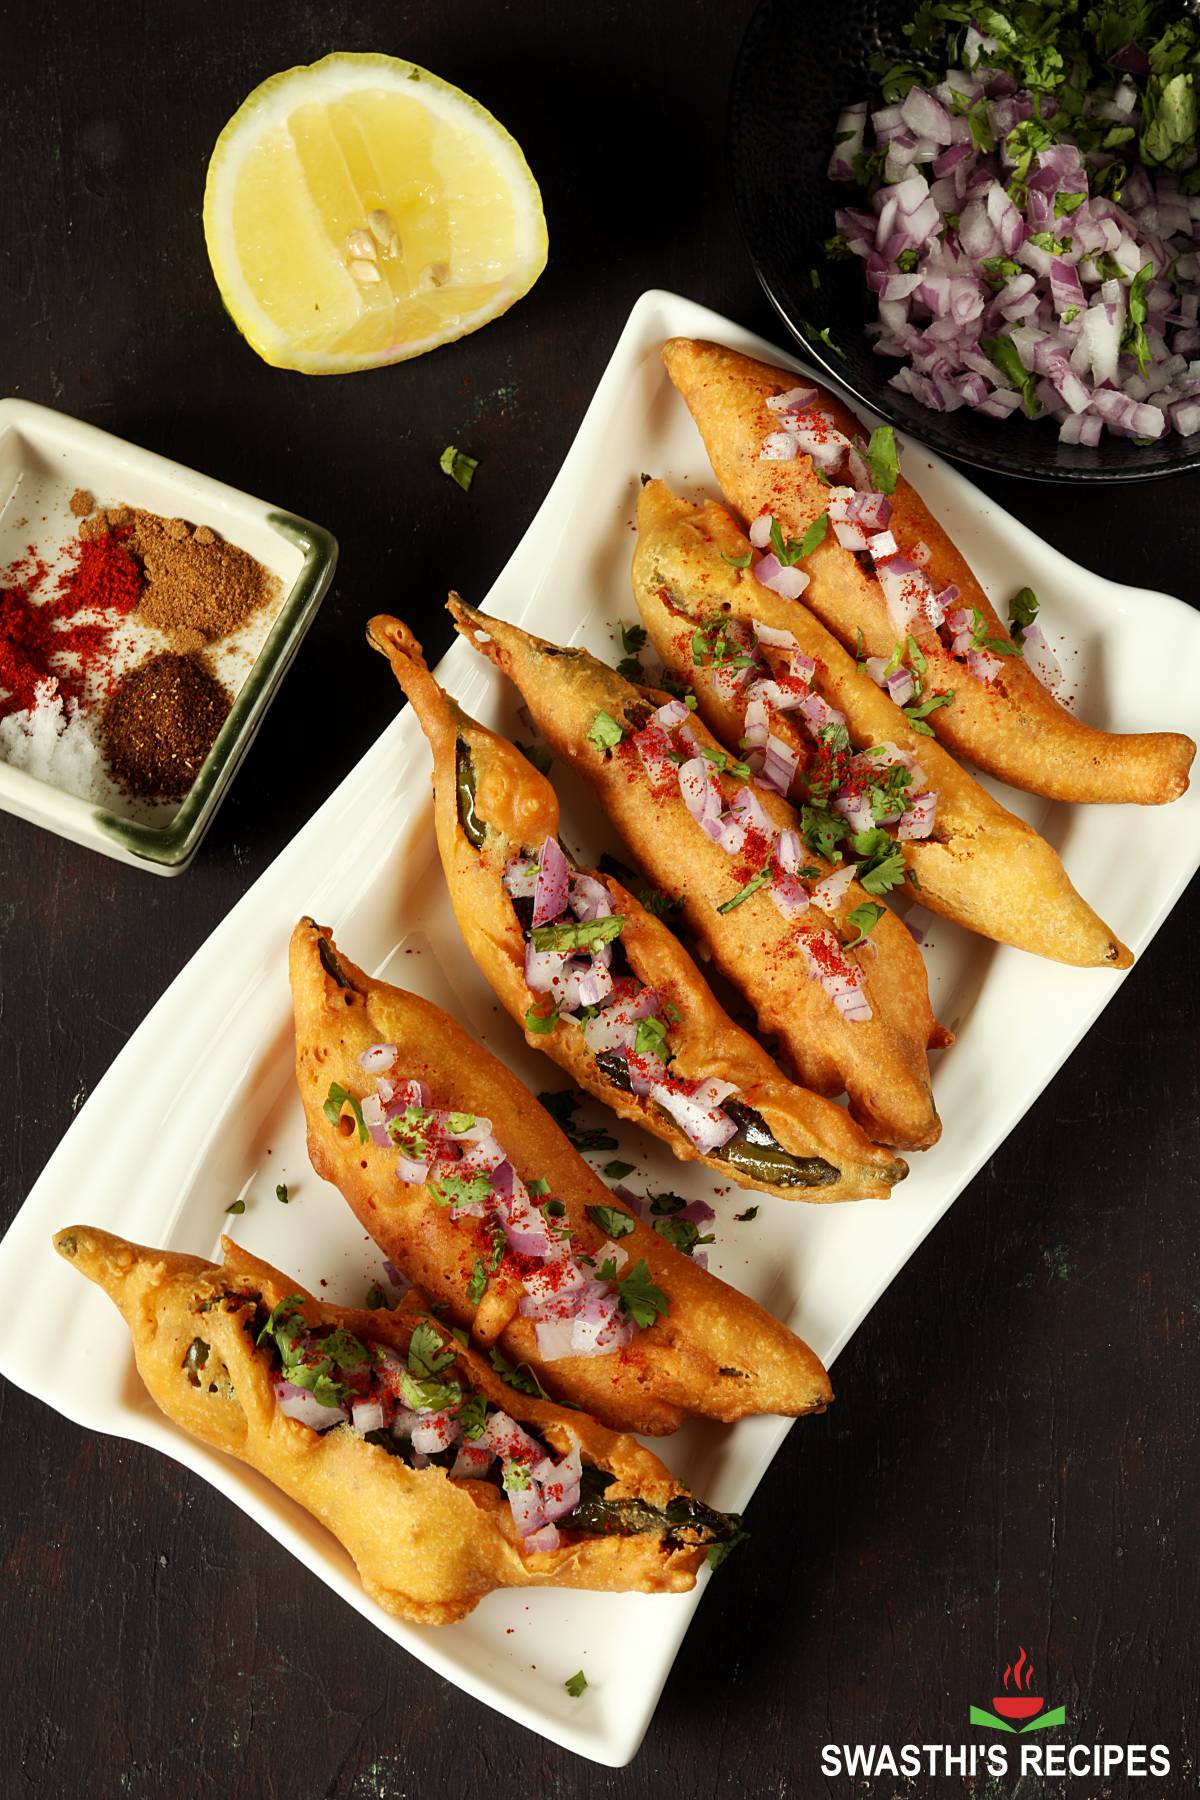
[204,55,548,373]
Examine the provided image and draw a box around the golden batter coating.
[52,1227,738,1625]
[289,919,832,1434]
[662,337,1195,807]
[447,599,945,1151]
[366,613,906,1201]
[633,481,1132,970]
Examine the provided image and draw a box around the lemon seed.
[367,209,399,251]
[346,229,377,262]
[349,259,383,285]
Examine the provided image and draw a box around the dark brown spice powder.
[100,651,231,801]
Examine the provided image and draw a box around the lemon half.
[203,53,548,374]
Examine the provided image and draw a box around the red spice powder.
[0,530,143,721]
[732,823,772,886]
[804,930,850,978]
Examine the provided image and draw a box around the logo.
[970,1646,1066,1735]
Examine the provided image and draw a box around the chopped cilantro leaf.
[615,1258,670,1329]
[633,1014,671,1060]
[457,1392,488,1440]
[525,1001,559,1034]
[720,549,753,568]
[845,901,885,948]
[565,1671,588,1698]
[1008,586,1040,642]
[429,1170,492,1213]
[586,1204,637,1239]
[226,1199,246,1215]
[490,1347,569,1405]
[467,1257,488,1305]
[653,1215,715,1257]
[323,1082,369,1143]
[365,1283,388,1310]
[983,334,1040,419]
[1121,263,1155,373]
[969,606,1020,657]
[734,1205,759,1222]
[537,1088,619,1151]
[603,1160,635,1180]
[531,914,625,954]
[801,801,849,862]
[275,1183,290,1204]
[587,710,625,752]
[701,746,752,780]
[852,829,908,895]
[439,444,478,491]
[621,622,647,655]
[866,426,900,494]
[717,860,774,914]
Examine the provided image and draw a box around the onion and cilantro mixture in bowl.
[827,0,1200,444]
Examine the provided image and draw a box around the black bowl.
[728,0,1200,483]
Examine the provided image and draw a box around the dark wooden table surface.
[2,4,1197,1796]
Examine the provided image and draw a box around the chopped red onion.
[754,553,810,600]
[522,1523,561,1554]
[502,856,539,899]
[395,1154,430,1184]
[832,789,875,834]
[884,665,916,706]
[678,754,723,836]
[829,70,1200,443]
[532,836,571,928]
[524,939,564,994]
[274,1380,347,1432]
[757,734,800,795]
[897,791,937,839]
[358,1043,398,1075]
[534,1319,580,1361]
[752,615,800,650]
[451,1441,495,1480]
[767,384,820,414]
[811,865,858,914]
[569,872,613,921]
[650,1078,739,1153]
[1020,623,1063,690]
[749,513,774,550]
[771,874,811,920]
[775,827,804,873]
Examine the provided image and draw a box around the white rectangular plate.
[1,291,1198,1767]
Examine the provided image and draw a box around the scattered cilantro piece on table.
[439,444,478,491]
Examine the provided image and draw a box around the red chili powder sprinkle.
[804,930,850,978]
[732,824,772,886]
[0,530,143,721]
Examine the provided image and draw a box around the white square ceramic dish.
[0,399,337,872]
[0,291,1197,1765]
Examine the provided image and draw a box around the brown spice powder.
[69,488,94,517]
[81,506,278,646]
[100,651,231,801]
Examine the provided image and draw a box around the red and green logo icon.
[970,1647,1066,1734]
